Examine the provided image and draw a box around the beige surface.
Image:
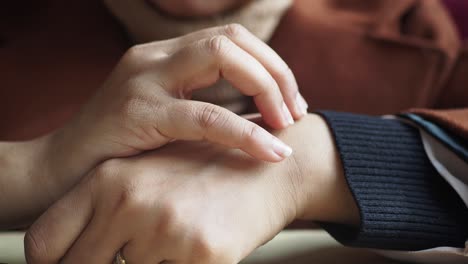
[0,230,399,264]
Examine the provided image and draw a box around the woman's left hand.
[24,114,359,264]
[25,129,302,264]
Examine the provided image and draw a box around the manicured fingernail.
[272,137,293,158]
[282,102,294,125]
[296,93,308,116]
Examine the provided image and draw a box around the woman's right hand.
[42,24,308,204]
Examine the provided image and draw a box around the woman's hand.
[25,115,359,264]
[44,24,307,202]
[27,129,300,264]
[0,24,306,228]
[67,23,305,160]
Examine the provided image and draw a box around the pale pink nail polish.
[272,137,293,158]
[282,102,294,125]
[296,93,309,115]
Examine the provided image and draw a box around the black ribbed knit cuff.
[317,111,468,251]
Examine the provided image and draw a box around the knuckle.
[93,159,121,184]
[197,104,225,130]
[123,45,144,63]
[207,35,232,57]
[279,65,293,81]
[93,160,128,192]
[190,232,234,264]
[105,175,149,217]
[115,184,146,214]
[95,163,149,216]
[158,200,182,227]
[242,124,261,145]
[266,74,281,93]
[156,199,189,241]
[278,66,297,92]
[192,232,219,262]
[223,23,247,38]
[24,227,50,263]
[91,160,149,215]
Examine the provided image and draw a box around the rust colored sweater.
[1,0,465,140]
[269,0,467,134]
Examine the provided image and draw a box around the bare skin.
[25,114,359,264]
[1,8,360,263]
[148,0,251,17]
[0,25,307,229]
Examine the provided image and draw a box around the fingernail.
[296,93,308,116]
[282,102,294,125]
[272,137,293,158]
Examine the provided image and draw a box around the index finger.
[24,177,94,264]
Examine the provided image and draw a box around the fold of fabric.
[317,111,468,251]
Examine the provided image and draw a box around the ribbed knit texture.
[318,111,468,251]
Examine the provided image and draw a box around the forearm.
[0,137,52,229]
[0,119,101,229]
[43,117,109,201]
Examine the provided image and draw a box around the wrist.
[268,114,323,224]
[0,136,57,227]
[276,114,359,226]
[41,115,105,202]
[26,133,71,207]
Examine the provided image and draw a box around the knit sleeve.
[317,111,468,251]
